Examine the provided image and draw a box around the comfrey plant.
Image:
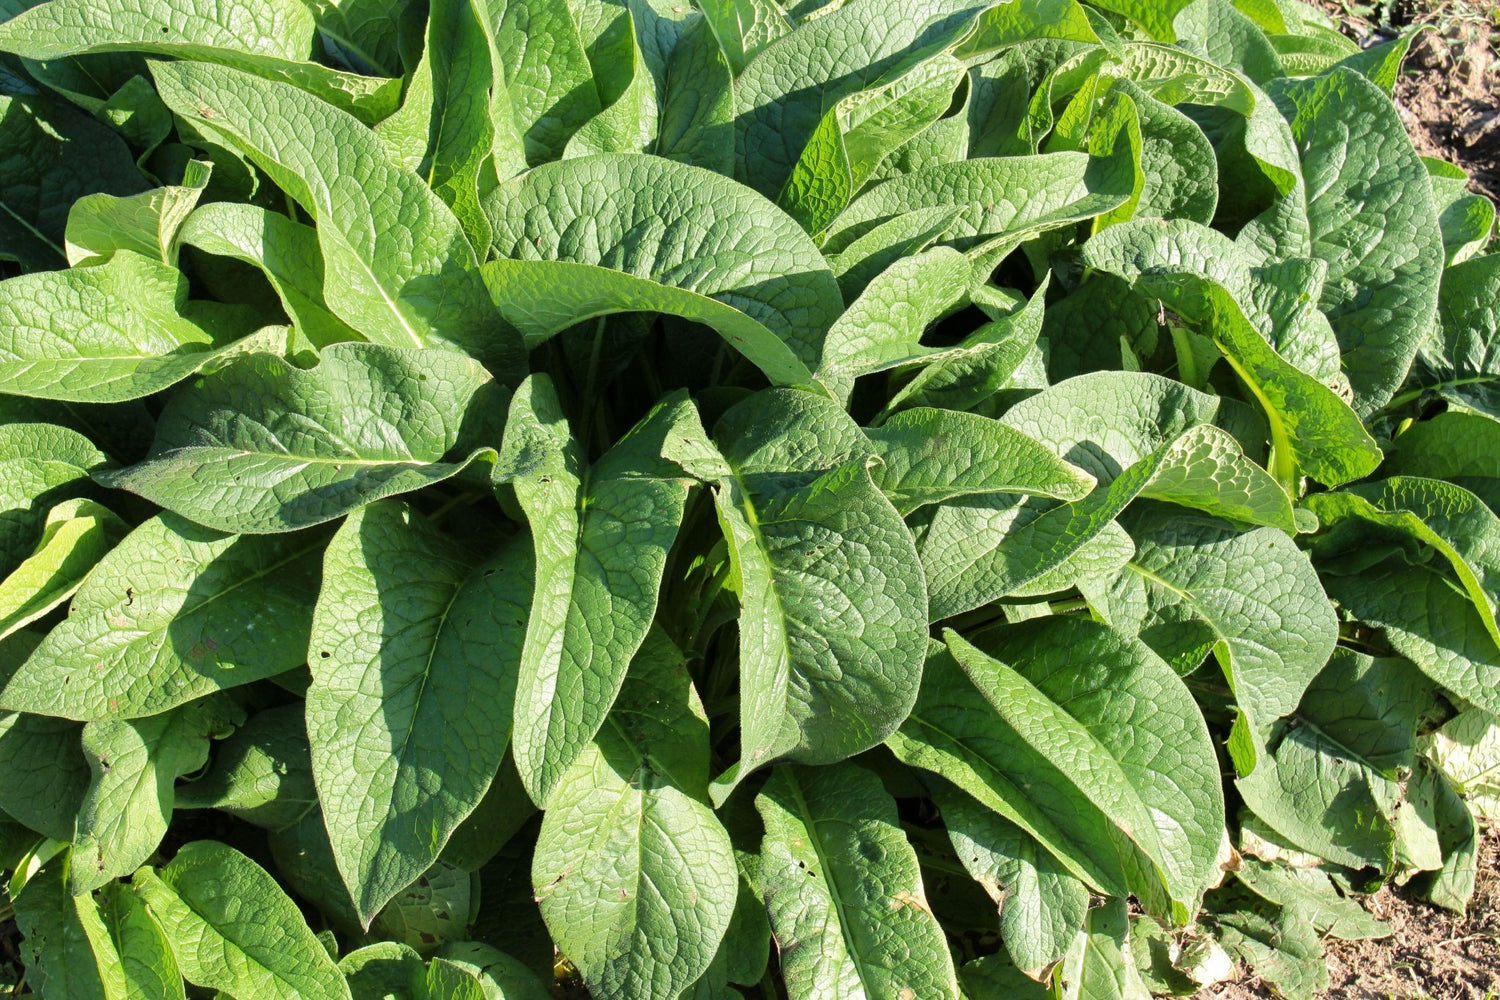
[0,0,1495,997]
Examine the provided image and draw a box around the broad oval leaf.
[707,390,928,799]
[150,60,518,366]
[1236,650,1432,869]
[308,501,532,924]
[97,343,500,534]
[866,407,1096,514]
[497,379,701,805]
[755,762,959,1000]
[889,618,1222,922]
[0,514,324,721]
[1266,67,1444,415]
[533,631,736,1000]
[0,251,281,403]
[71,696,243,894]
[1116,504,1339,773]
[134,840,353,1000]
[484,153,842,370]
[0,0,400,122]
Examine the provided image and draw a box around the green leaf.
[707,390,927,799]
[90,880,186,1000]
[409,0,506,253]
[935,780,1089,978]
[826,205,963,301]
[1266,67,1444,415]
[71,696,243,894]
[563,9,657,158]
[1233,858,1389,940]
[697,0,790,74]
[1001,370,1290,528]
[776,52,964,235]
[920,414,1292,621]
[0,700,91,840]
[97,343,499,534]
[0,251,283,403]
[0,457,97,583]
[1209,886,1327,999]
[307,0,408,76]
[134,840,353,1000]
[0,93,148,269]
[755,762,959,1000]
[960,954,1052,999]
[1114,505,1337,772]
[13,854,111,1000]
[1307,477,1500,645]
[1425,160,1495,266]
[1385,411,1500,513]
[479,259,813,385]
[150,60,519,366]
[1114,41,1256,110]
[1322,555,1500,717]
[1081,219,1382,487]
[0,0,400,122]
[814,247,971,402]
[1172,0,1284,85]
[370,860,477,955]
[656,15,734,174]
[340,941,424,1000]
[499,378,697,804]
[0,499,125,641]
[1420,707,1500,823]
[177,201,363,348]
[889,635,1160,919]
[865,407,1095,514]
[63,160,211,267]
[175,703,317,831]
[484,153,842,371]
[1236,649,1430,869]
[1056,897,1153,1000]
[1109,78,1218,226]
[1335,28,1419,93]
[732,0,985,198]
[963,618,1221,915]
[1088,0,1191,40]
[822,145,1136,261]
[533,630,736,1000]
[0,514,324,720]
[434,941,552,1000]
[484,0,599,163]
[1409,758,1479,912]
[877,275,1050,417]
[1412,253,1500,417]
[308,500,531,924]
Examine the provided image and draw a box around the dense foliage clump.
[0,0,1496,997]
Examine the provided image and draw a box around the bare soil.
[1319,0,1500,204]
[1395,26,1500,205]
[1198,830,1500,1000]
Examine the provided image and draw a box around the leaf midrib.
[783,774,876,992]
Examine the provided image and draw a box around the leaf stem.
[1170,322,1200,388]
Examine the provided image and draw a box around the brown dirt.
[1197,829,1500,1000]
[1394,25,1500,205]
[1318,0,1500,204]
